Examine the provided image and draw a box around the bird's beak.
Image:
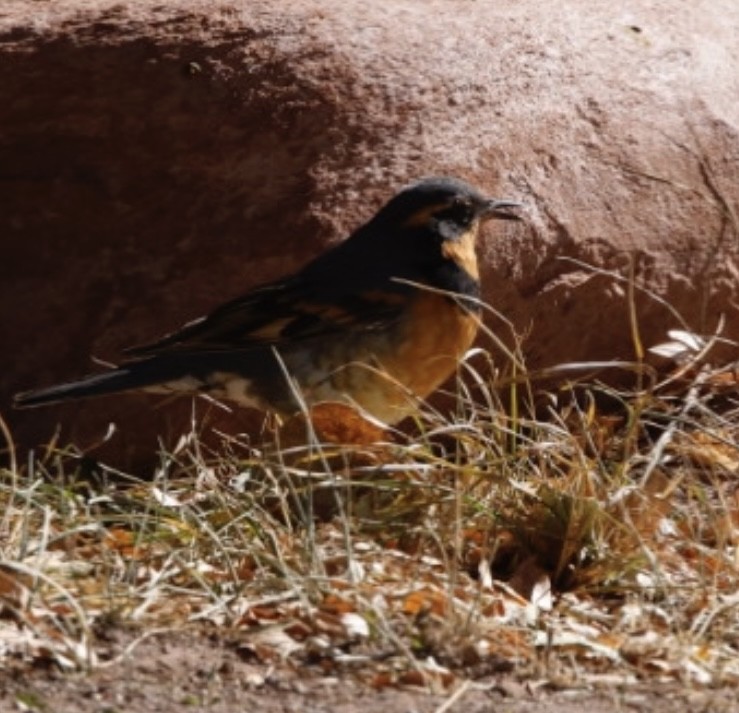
[479,199,523,221]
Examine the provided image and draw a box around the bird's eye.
[436,199,474,226]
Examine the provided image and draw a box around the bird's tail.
[14,363,171,409]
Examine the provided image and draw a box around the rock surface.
[2,0,738,466]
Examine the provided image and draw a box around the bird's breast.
[379,290,480,398]
[289,290,480,423]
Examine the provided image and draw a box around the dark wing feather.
[124,273,407,357]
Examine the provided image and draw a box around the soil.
[0,626,736,713]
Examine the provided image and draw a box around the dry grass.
[1,328,739,692]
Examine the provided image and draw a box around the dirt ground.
[1,627,736,713]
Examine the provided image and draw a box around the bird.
[14,177,521,424]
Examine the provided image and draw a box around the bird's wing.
[124,274,407,357]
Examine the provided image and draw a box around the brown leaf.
[402,588,448,617]
[0,565,32,613]
[279,402,389,448]
[679,431,739,474]
[319,593,355,615]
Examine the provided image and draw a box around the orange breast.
[381,291,480,399]
[307,291,480,423]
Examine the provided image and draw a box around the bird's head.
[305,177,521,297]
[365,177,521,284]
[381,176,521,243]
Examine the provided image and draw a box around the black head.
[302,176,520,297]
[370,176,521,242]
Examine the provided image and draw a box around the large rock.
[2,0,738,467]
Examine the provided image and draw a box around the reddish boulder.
[1,0,737,467]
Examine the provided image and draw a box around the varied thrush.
[15,177,521,424]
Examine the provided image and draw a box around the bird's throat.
[440,229,479,281]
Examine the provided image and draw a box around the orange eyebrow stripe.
[402,202,449,228]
